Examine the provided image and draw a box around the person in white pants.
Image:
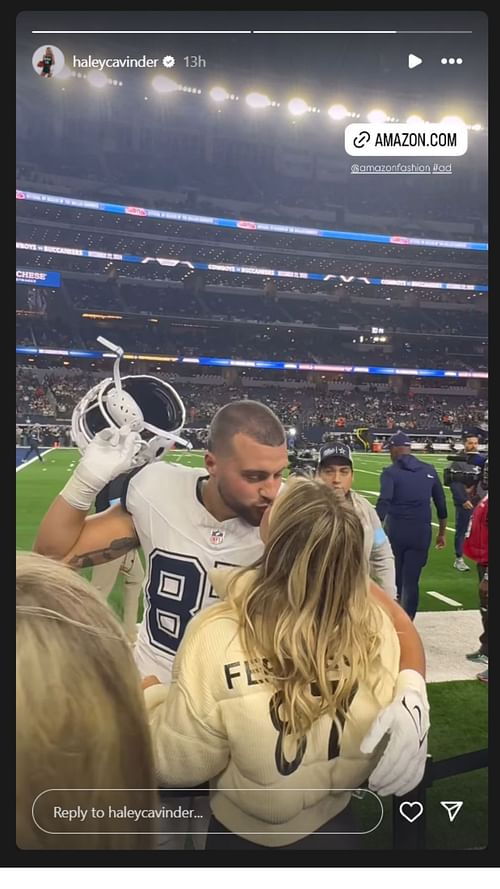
[90,470,145,644]
[91,550,144,644]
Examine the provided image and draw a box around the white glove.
[60,426,140,511]
[360,669,430,797]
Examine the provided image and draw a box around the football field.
[16,447,487,849]
[16,447,480,611]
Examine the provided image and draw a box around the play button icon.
[408,53,423,69]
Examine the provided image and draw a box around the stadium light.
[152,75,179,94]
[367,109,388,123]
[367,109,389,123]
[328,104,349,121]
[471,123,482,131]
[406,115,425,126]
[288,97,309,116]
[210,86,229,102]
[288,427,297,437]
[440,115,465,128]
[245,92,271,109]
[87,71,108,89]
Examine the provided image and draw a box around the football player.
[34,343,430,805]
[143,478,428,849]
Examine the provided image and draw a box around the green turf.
[352,453,478,611]
[16,449,479,612]
[16,448,488,851]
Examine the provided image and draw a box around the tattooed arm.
[65,515,139,569]
[34,500,139,566]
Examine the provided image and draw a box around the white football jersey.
[124,461,264,683]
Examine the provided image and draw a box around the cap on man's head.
[318,443,353,467]
[388,430,412,448]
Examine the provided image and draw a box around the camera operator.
[449,435,486,572]
[287,447,318,479]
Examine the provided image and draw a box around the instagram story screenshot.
[15,9,491,868]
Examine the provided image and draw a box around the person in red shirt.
[463,463,488,683]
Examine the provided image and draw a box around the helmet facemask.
[71,337,191,462]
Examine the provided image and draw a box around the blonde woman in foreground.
[16,552,156,850]
[144,478,429,850]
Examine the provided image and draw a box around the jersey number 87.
[145,549,235,656]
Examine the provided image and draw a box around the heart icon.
[399,801,424,823]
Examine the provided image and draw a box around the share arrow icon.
[440,801,463,822]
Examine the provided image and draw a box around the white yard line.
[353,467,384,476]
[16,448,54,473]
[426,590,463,607]
[431,522,456,532]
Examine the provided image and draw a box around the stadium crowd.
[16,366,487,433]
[16,315,487,372]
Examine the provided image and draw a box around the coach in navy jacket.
[376,431,447,619]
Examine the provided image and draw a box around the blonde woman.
[16,552,156,850]
[144,478,429,850]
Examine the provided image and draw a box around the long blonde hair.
[16,552,156,850]
[227,478,385,739]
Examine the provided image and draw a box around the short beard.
[217,478,267,527]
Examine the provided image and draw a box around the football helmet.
[72,337,191,463]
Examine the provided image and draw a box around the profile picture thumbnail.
[32,45,65,79]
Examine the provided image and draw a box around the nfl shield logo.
[210,529,225,545]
